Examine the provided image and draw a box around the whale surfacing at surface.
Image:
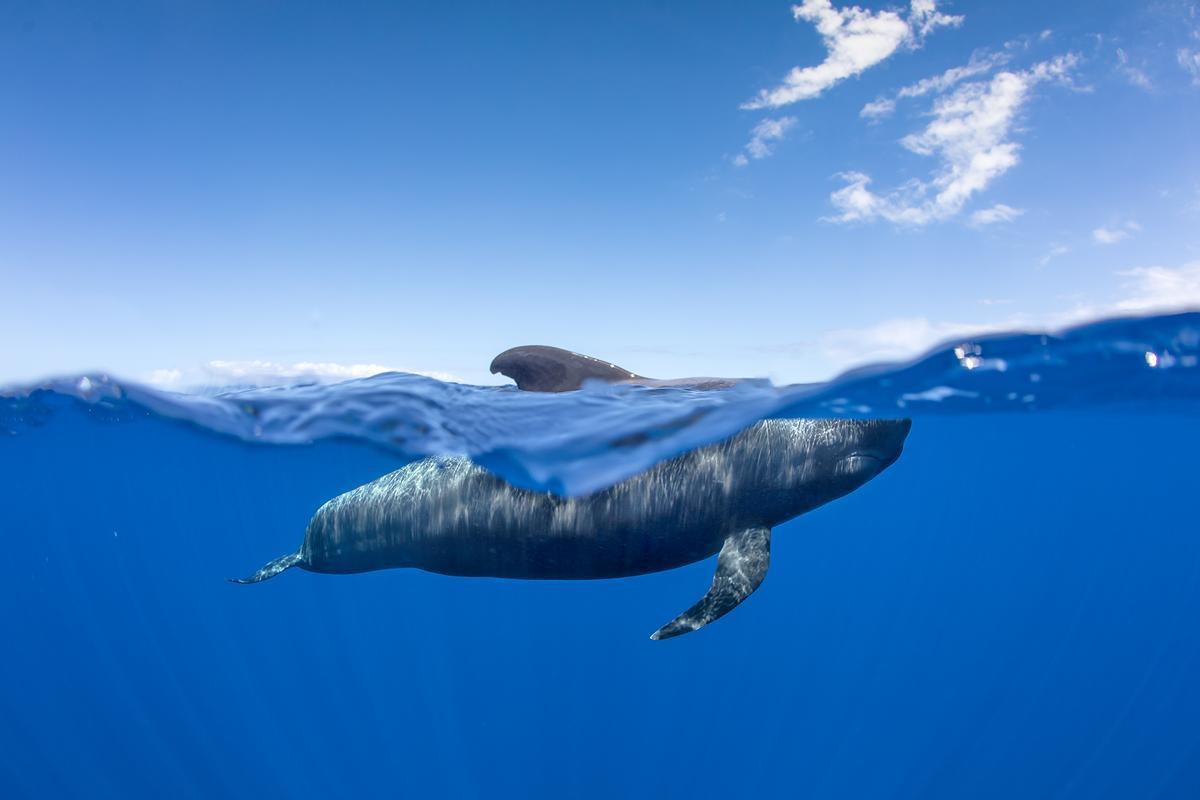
[234,417,911,639]
[489,345,741,392]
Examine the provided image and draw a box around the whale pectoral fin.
[650,526,770,640]
[229,551,303,584]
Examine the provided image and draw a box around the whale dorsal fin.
[490,345,644,392]
[650,526,770,640]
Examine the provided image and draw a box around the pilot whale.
[234,417,910,639]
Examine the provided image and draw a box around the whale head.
[760,418,911,519]
[834,417,911,477]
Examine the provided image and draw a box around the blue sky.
[3,0,1199,387]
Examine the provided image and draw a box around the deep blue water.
[2,313,1199,798]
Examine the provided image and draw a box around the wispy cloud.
[145,368,184,388]
[1178,48,1200,85]
[1116,48,1153,90]
[829,54,1080,226]
[743,0,962,111]
[861,48,1011,120]
[819,260,1200,367]
[145,361,459,389]
[1092,220,1140,245]
[1039,244,1069,265]
[859,97,897,120]
[820,316,1008,365]
[1092,228,1126,244]
[733,116,798,166]
[969,203,1024,226]
[902,49,1013,98]
[1113,261,1200,312]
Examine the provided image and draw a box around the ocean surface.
[2,311,1199,799]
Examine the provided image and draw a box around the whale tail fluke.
[229,551,303,584]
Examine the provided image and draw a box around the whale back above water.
[489,344,741,392]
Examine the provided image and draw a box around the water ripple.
[3,312,1197,495]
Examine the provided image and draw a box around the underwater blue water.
[2,312,1199,798]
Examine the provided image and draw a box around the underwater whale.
[234,417,910,639]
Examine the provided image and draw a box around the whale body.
[235,417,910,639]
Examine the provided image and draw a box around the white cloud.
[145,368,184,388]
[860,49,1010,120]
[1113,261,1200,312]
[144,361,459,388]
[829,54,1079,226]
[820,316,1018,364]
[969,203,1024,226]
[1039,244,1069,265]
[734,116,798,166]
[1092,220,1140,245]
[1116,48,1153,90]
[908,0,962,37]
[1179,49,1200,84]
[206,360,399,381]
[819,260,1200,368]
[859,97,897,119]
[743,0,962,110]
[903,49,1011,99]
